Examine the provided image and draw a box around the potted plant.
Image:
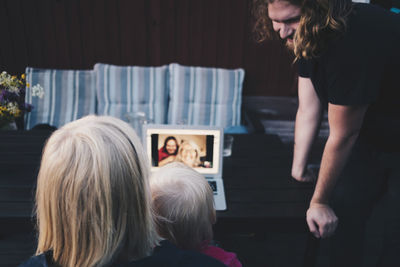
[0,71,44,130]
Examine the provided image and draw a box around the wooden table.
[215,134,319,267]
[0,130,50,218]
[220,134,315,219]
[0,130,320,266]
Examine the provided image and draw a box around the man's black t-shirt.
[298,3,400,151]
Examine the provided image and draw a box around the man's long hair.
[252,0,353,59]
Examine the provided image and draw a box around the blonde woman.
[19,115,226,267]
[151,162,242,267]
[175,140,201,168]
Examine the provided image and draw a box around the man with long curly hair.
[253,0,400,266]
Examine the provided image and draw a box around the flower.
[0,71,44,127]
[31,84,45,98]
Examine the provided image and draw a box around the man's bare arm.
[292,77,323,182]
[307,103,368,238]
[311,103,368,204]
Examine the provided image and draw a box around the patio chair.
[24,67,96,130]
[167,63,246,133]
[94,63,169,134]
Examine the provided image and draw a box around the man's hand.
[306,203,338,238]
[292,166,317,183]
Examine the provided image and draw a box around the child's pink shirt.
[200,245,242,267]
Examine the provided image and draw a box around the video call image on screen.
[146,129,221,174]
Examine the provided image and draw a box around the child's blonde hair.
[150,162,216,250]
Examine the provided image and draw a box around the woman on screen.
[158,136,179,167]
[175,140,201,168]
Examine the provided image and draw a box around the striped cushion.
[94,63,169,125]
[25,68,96,129]
[167,63,245,128]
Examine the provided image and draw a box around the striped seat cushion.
[94,63,169,125]
[25,68,96,129]
[167,63,245,128]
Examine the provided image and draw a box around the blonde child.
[150,162,242,267]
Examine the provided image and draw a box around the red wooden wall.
[0,0,298,96]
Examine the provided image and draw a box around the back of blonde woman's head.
[35,115,159,267]
[150,162,216,250]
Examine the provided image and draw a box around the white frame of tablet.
[143,124,224,175]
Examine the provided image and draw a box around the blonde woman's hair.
[35,115,160,267]
[175,140,201,168]
[252,0,353,59]
[150,162,216,250]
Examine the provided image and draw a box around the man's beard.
[284,33,295,51]
[283,33,295,53]
[285,39,294,50]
